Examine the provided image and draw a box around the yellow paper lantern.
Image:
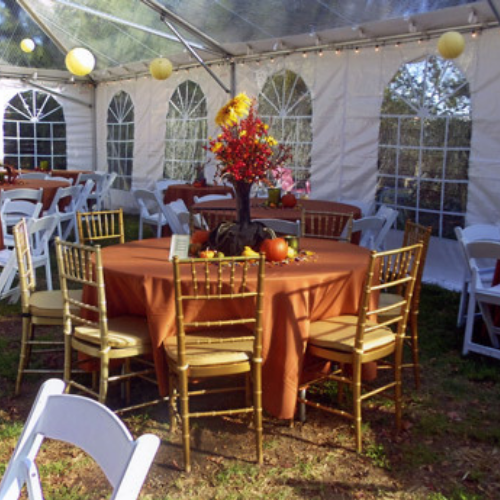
[437,31,465,59]
[20,38,35,53]
[149,57,173,80]
[65,47,95,76]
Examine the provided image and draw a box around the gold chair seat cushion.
[164,328,254,367]
[309,315,395,352]
[74,315,151,349]
[29,289,83,318]
[377,292,402,318]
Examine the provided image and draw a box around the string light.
[302,51,308,58]
[335,48,341,55]
[471,29,477,38]
[354,47,360,54]
[375,45,380,52]
[318,49,323,57]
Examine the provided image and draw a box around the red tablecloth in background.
[163,184,233,208]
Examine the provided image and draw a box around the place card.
[169,234,190,260]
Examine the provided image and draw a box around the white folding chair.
[463,240,500,360]
[373,205,399,251]
[193,193,232,204]
[1,200,43,248]
[0,378,160,500]
[133,188,171,239]
[0,246,19,302]
[49,176,74,185]
[48,184,83,240]
[455,224,500,327]
[351,215,386,249]
[252,218,302,237]
[17,172,48,180]
[165,199,190,234]
[84,172,117,210]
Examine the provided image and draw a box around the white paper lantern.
[20,38,35,53]
[437,31,465,59]
[149,57,173,80]
[65,47,95,76]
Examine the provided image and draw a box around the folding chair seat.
[166,254,266,472]
[298,243,422,452]
[0,378,160,500]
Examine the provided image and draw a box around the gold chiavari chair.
[166,254,266,472]
[302,209,354,242]
[377,219,432,389]
[55,238,159,412]
[76,208,125,245]
[298,243,422,452]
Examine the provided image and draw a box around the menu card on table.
[169,234,190,260]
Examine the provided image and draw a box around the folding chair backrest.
[133,188,162,218]
[252,218,302,237]
[461,224,500,242]
[77,208,125,245]
[373,205,399,250]
[155,178,185,196]
[466,240,500,282]
[0,188,43,204]
[351,215,385,249]
[18,172,48,180]
[1,200,43,247]
[303,210,353,242]
[193,193,232,204]
[0,378,160,500]
[172,254,265,368]
[165,199,190,234]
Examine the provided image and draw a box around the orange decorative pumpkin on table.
[260,237,289,262]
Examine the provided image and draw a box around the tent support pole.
[24,79,93,108]
[487,0,500,24]
[160,18,231,95]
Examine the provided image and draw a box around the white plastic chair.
[1,200,43,248]
[17,172,48,180]
[462,240,500,360]
[133,188,171,239]
[351,215,385,249]
[165,199,190,234]
[252,218,302,237]
[84,172,117,210]
[49,175,73,185]
[0,246,19,302]
[455,225,500,327]
[373,205,399,251]
[47,184,83,240]
[0,378,160,500]
[193,193,232,204]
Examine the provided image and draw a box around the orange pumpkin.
[191,230,210,245]
[260,237,288,262]
[281,192,297,208]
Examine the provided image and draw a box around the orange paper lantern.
[437,31,465,59]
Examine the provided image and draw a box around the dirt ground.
[1,303,499,500]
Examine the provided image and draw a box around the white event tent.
[1,0,500,289]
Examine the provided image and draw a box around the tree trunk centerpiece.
[208,180,269,256]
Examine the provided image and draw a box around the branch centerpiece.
[206,93,292,256]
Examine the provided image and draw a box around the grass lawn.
[0,214,499,499]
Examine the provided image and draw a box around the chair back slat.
[302,210,353,241]
[77,208,125,245]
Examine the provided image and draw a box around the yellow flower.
[267,136,278,146]
[212,142,222,152]
[215,92,251,127]
[240,130,247,137]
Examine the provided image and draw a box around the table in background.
[192,198,362,241]
[85,237,372,419]
[0,178,70,250]
[49,169,92,184]
[163,184,233,208]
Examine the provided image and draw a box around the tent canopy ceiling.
[0,0,498,82]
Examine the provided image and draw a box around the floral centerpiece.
[206,93,292,255]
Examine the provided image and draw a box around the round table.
[85,237,373,419]
[192,198,362,242]
[164,184,234,208]
[0,179,71,250]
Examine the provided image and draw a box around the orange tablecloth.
[0,179,70,250]
[87,237,371,419]
[163,184,234,208]
[193,198,362,242]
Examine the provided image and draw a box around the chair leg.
[138,219,144,240]
[168,370,178,432]
[394,352,403,433]
[457,279,469,327]
[253,360,263,466]
[99,355,109,405]
[179,371,191,472]
[463,291,477,355]
[352,358,363,453]
[45,260,53,291]
[15,317,32,396]
[409,312,421,390]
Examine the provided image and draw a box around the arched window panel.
[3,90,66,170]
[107,91,134,191]
[164,81,207,181]
[377,55,471,239]
[258,70,312,187]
